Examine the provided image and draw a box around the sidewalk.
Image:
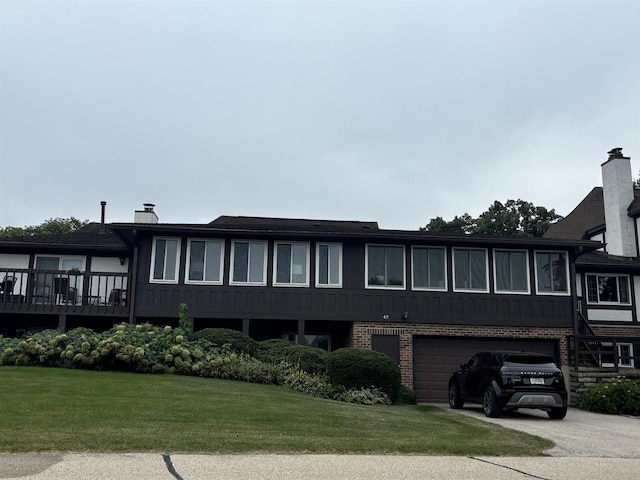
[2,454,640,480]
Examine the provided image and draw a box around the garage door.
[413,336,559,403]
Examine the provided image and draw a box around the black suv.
[448,351,568,419]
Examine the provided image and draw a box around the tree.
[421,199,561,237]
[0,217,89,238]
[421,214,475,235]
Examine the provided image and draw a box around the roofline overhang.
[108,223,603,255]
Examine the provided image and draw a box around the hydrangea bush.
[0,307,391,406]
[578,375,640,416]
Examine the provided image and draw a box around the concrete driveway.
[432,404,640,458]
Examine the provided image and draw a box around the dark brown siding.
[413,336,559,403]
[133,234,575,330]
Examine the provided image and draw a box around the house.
[2,198,606,402]
[545,147,640,373]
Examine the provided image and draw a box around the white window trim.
[273,241,310,287]
[452,247,489,293]
[493,249,531,295]
[184,238,225,285]
[411,246,447,291]
[149,237,181,284]
[585,273,631,305]
[534,250,571,296]
[600,342,635,368]
[229,240,268,286]
[365,244,406,290]
[315,242,343,288]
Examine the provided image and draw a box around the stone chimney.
[601,148,637,257]
[134,203,159,224]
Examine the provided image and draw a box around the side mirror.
[460,362,467,370]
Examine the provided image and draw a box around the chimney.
[134,203,159,224]
[100,201,107,232]
[601,148,637,257]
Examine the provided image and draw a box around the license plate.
[530,378,545,385]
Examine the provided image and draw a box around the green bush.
[283,369,390,405]
[257,339,328,374]
[189,328,259,357]
[578,375,640,416]
[326,348,401,403]
[0,311,397,406]
[396,385,417,405]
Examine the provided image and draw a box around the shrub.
[283,369,390,405]
[396,385,417,405]
[257,339,328,374]
[326,348,401,402]
[189,328,259,357]
[578,376,640,416]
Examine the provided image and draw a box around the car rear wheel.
[547,405,567,420]
[448,382,464,409]
[482,387,501,418]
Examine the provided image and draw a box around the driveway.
[432,404,640,458]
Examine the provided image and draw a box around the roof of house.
[207,215,380,232]
[0,223,130,253]
[544,187,606,240]
[107,215,602,255]
[576,251,640,271]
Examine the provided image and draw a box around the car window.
[503,354,556,366]
[477,353,491,368]
[466,355,481,369]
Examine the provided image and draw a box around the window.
[274,242,309,286]
[586,274,630,304]
[366,245,405,289]
[412,246,446,290]
[316,243,342,287]
[601,343,635,368]
[494,250,529,293]
[283,333,330,351]
[230,240,267,285]
[535,251,569,295]
[453,248,488,292]
[34,256,86,304]
[186,239,224,284]
[151,238,180,283]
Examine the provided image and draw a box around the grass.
[0,366,553,455]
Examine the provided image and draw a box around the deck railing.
[0,268,130,314]
[567,335,639,370]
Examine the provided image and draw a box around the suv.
[448,351,568,419]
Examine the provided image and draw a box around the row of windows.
[152,238,342,288]
[150,237,571,295]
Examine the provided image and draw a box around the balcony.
[0,268,130,316]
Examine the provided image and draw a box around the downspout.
[570,248,580,368]
[128,230,139,325]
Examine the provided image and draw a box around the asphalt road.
[1,408,638,479]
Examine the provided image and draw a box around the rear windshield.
[503,354,556,366]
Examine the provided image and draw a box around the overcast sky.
[1,0,638,231]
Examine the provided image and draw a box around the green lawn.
[0,366,553,455]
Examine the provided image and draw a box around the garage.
[413,336,560,403]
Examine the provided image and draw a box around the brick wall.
[351,322,573,389]
[591,325,640,337]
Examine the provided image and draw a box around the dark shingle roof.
[0,223,129,252]
[577,251,640,271]
[544,188,605,240]
[208,215,379,232]
[545,187,640,240]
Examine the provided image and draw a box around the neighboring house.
[545,148,640,372]
[1,202,603,402]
